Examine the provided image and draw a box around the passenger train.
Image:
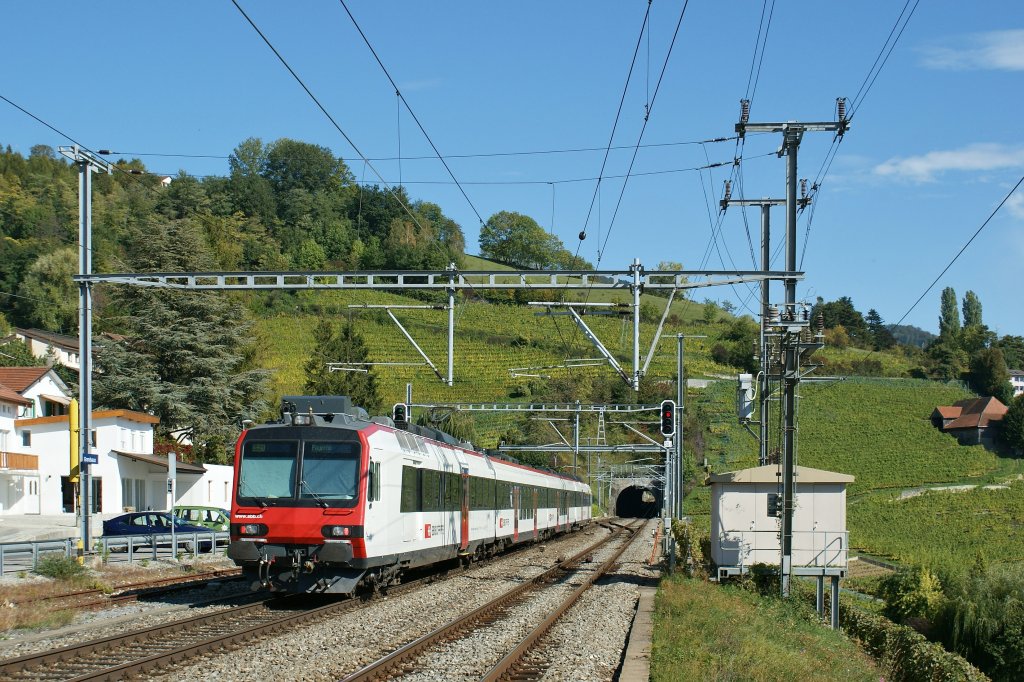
[228,396,592,593]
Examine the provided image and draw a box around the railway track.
[341,520,642,682]
[0,533,568,680]
[10,567,243,612]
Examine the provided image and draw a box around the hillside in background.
[686,376,1024,572]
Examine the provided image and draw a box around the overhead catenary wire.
[597,0,692,265]
[337,0,486,228]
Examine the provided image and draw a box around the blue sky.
[3,2,1022,337]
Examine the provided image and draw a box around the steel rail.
[482,523,643,681]
[11,567,243,611]
[341,522,637,682]
[1,531,590,680]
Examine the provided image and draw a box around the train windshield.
[238,441,297,499]
[238,436,361,507]
[301,442,360,503]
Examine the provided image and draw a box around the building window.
[21,431,31,447]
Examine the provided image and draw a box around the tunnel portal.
[615,485,661,518]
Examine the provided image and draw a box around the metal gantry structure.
[60,145,113,552]
[734,99,850,598]
[74,262,801,394]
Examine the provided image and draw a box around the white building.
[5,328,81,371]
[708,464,853,579]
[1010,369,1024,398]
[0,366,233,517]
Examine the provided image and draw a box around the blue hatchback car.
[102,511,215,552]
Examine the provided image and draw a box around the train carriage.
[228,397,591,593]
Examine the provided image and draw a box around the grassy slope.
[255,286,736,443]
[651,576,881,681]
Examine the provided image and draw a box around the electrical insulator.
[802,306,810,322]
[752,341,759,360]
[740,99,750,124]
[660,400,676,437]
[723,180,732,202]
[816,313,825,333]
[800,178,808,199]
[836,97,847,122]
[768,305,780,324]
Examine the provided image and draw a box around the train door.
[512,485,519,542]
[555,490,562,532]
[532,488,538,539]
[460,467,469,552]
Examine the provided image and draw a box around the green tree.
[263,138,351,196]
[479,211,553,268]
[813,296,868,344]
[16,247,78,332]
[962,290,983,328]
[969,347,1012,403]
[865,308,896,350]
[995,335,1024,370]
[1000,395,1024,451]
[302,317,381,414]
[939,286,961,339]
[702,300,718,324]
[92,218,269,463]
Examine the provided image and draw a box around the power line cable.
[337,0,486,227]
[597,0,692,264]
[89,135,740,164]
[230,0,436,249]
[576,0,653,254]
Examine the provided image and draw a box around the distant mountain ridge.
[890,324,936,348]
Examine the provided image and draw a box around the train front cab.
[228,423,371,594]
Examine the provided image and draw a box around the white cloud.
[874,143,1024,182]
[920,30,1024,71]
[1007,192,1024,220]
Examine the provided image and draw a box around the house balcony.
[0,452,39,471]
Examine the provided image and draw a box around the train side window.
[444,472,460,511]
[400,466,420,512]
[368,461,381,502]
[422,470,442,512]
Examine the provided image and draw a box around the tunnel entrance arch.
[614,484,662,518]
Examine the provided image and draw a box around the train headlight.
[292,413,313,426]
[322,525,351,538]
[237,523,268,536]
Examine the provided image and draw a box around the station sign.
[82,452,99,465]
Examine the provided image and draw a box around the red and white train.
[228,397,592,593]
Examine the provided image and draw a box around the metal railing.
[715,529,848,571]
[0,532,229,574]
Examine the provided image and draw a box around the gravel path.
[144,525,624,682]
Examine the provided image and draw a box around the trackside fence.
[0,532,229,574]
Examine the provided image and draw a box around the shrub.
[839,598,987,682]
[878,567,945,625]
[33,553,86,580]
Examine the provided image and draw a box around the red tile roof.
[943,397,1008,431]
[933,405,962,419]
[0,367,49,392]
[0,382,31,406]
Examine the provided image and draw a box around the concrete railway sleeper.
[341,520,642,682]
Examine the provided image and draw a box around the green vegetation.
[849,483,1024,571]
[651,576,881,681]
[33,554,86,580]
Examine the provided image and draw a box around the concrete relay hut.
[708,464,853,575]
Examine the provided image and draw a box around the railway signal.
[660,400,676,437]
[393,402,408,425]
